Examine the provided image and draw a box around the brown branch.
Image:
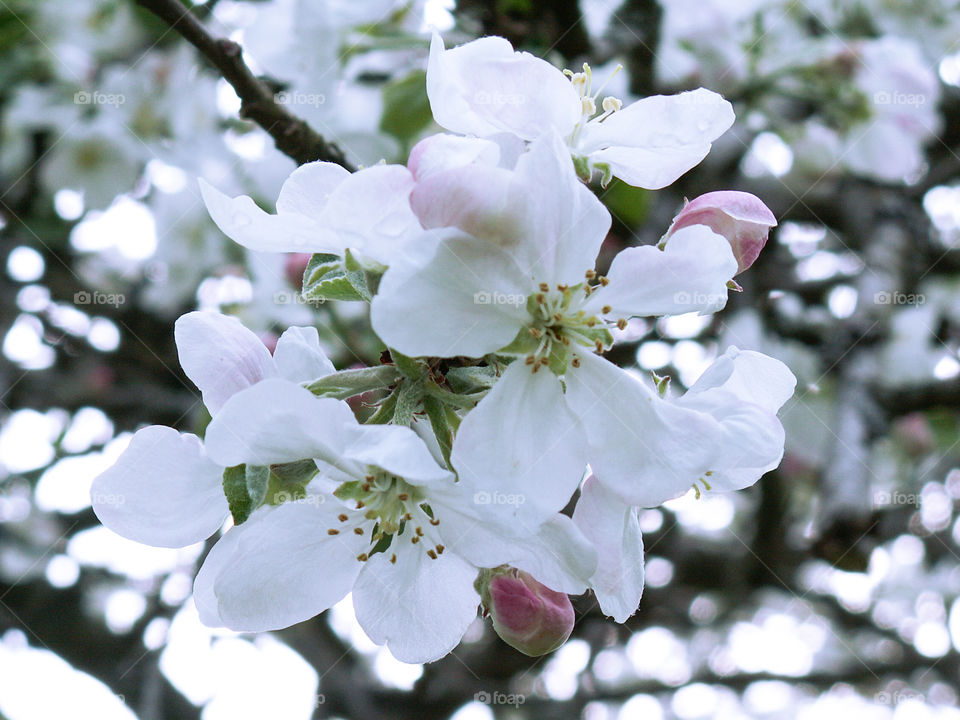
[134,0,354,169]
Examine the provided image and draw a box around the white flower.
[371,132,769,517]
[90,311,334,547]
[199,160,421,268]
[572,346,795,622]
[195,378,596,662]
[426,33,735,188]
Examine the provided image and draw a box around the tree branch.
[134,0,354,169]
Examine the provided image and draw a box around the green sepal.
[594,161,613,188]
[391,351,428,380]
[305,365,400,400]
[652,371,671,398]
[423,394,453,465]
[366,387,400,424]
[392,379,424,426]
[445,365,498,393]
[498,325,540,356]
[580,325,615,350]
[547,342,570,376]
[572,154,591,183]
[334,481,363,501]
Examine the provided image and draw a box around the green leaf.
[301,252,371,303]
[380,70,433,142]
[305,365,400,400]
[269,458,319,486]
[246,465,270,508]
[601,177,649,230]
[222,464,270,525]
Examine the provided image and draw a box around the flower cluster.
[92,34,795,663]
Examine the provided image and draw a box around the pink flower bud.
[666,191,777,273]
[481,570,574,656]
[284,253,312,289]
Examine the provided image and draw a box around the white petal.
[572,476,644,622]
[584,225,737,318]
[508,132,611,283]
[91,426,227,548]
[345,424,454,486]
[676,347,794,492]
[175,311,277,414]
[353,543,479,663]
[207,503,366,631]
[193,527,242,626]
[683,346,796,413]
[204,378,361,470]
[408,133,501,181]
[273,326,336,383]
[436,500,597,594]
[564,352,720,507]
[451,361,587,521]
[275,161,351,216]
[370,230,530,358]
[579,88,735,189]
[426,33,580,141]
[199,178,325,252]
[320,163,420,266]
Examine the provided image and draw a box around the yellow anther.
[357,553,369,561]
[338,513,348,522]
[601,305,612,314]
[539,282,550,292]
[427,549,438,559]
[327,529,340,535]
[617,318,628,330]
[353,527,364,535]
[390,554,397,564]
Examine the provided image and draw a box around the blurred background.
[2,0,960,718]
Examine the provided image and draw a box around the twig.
[135,0,354,169]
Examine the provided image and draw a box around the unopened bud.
[665,191,777,274]
[478,569,574,656]
[284,253,312,289]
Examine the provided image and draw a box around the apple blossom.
[371,132,773,516]
[194,377,597,662]
[426,33,735,188]
[90,311,334,546]
[664,191,777,274]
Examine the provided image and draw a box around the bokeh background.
[3,0,960,718]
